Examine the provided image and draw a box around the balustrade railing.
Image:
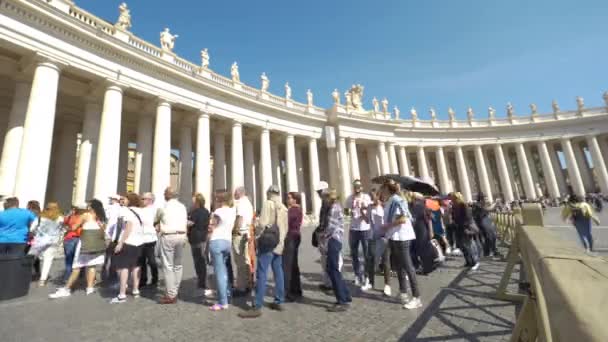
[68,6,114,35]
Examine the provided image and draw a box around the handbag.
[256,205,280,254]
[80,225,106,254]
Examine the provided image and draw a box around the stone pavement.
[0,224,520,342]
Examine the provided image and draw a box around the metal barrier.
[491,203,608,342]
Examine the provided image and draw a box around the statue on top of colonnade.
[576,96,585,113]
[393,106,400,119]
[160,28,178,52]
[231,62,240,83]
[448,107,455,122]
[332,89,340,105]
[603,91,608,107]
[381,98,389,114]
[285,82,292,99]
[488,106,496,120]
[200,48,210,69]
[372,97,379,112]
[466,106,474,121]
[115,3,131,31]
[260,72,269,92]
[306,89,314,106]
[346,84,365,112]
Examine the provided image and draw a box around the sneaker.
[132,290,140,298]
[383,285,392,297]
[452,248,463,256]
[238,308,262,318]
[49,287,71,299]
[85,287,96,295]
[471,262,480,271]
[404,297,423,310]
[399,292,410,304]
[354,277,361,287]
[326,303,349,312]
[203,289,215,297]
[268,303,284,312]
[446,247,452,256]
[110,295,127,304]
[361,278,372,291]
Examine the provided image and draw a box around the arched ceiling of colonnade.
[77,0,608,119]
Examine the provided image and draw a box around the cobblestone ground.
[0,223,520,342]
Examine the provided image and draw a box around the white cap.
[315,181,329,192]
[109,194,121,201]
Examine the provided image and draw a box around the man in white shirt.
[139,192,159,287]
[156,187,188,304]
[232,186,254,296]
[345,179,373,290]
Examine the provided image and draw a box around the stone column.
[537,141,560,199]
[14,61,61,205]
[338,137,352,199]
[474,145,493,202]
[93,83,123,200]
[377,141,390,175]
[435,146,451,194]
[388,143,399,174]
[151,100,172,196]
[259,128,273,196]
[548,143,568,196]
[561,138,585,197]
[134,114,153,194]
[214,133,227,190]
[398,145,410,176]
[231,121,244,193]
[285,134,298,192]
[295,144,307,213]
[572,141,594,192]
[117,128,129,194]
[514,142,536,199]
[179,124,193,205]
[308,137,321,218]
[74,102,101,205]
[417,146,429,179]
[366,146,379,179]
[348,138,360,181]
[327,146,338,190]
[586,135,608,194]
[244,138,257,209]
[271,144,283,196]
[49,122,79,208]
[493,144,514,203]
[195,112,211,208]
[0,80,30,196]
[455,146,472,202]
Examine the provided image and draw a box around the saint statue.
[576,96,584,111]
[160,28,178,52]
[488,106,496,120]
[332,89,340,105]
[200,48,210,69]
[345,91,352,108]
[410,107,418,121]
[530,103,538,115]
[347,84,364,111]
[372,97,379,112]
[116,2,131,31]
[552,99,560,114]
[285,82,291,99]
[506,102,514,118]
[381,98,389,114]
[467,106,474,121]
[603,91,608,106]
[429,107,437,120]
[448,107,455,121]
[231,62,240,82]
[306,89,313,106]
[393,106,400,119]
[260,72,269,92]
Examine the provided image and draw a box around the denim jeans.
[63,238,79,281]
[327,238,351,304]
[209,239,231,305]
[574,219,594,251]
[255,251,285,309]
[389,240,420,297]
[349,230,372,282]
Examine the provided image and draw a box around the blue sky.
[80,0,608,119]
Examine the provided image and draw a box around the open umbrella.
[371,174,440,196]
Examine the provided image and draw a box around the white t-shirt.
[346,193,372,231]
[121,207,145,246]
[139,206,158,244]
[235,197,254,234]
[371,204,385,235]
[209,206,236,242]
[384,198,416,242]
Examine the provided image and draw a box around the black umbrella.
[371,174,440,196]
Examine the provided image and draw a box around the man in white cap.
[314,181,343,291]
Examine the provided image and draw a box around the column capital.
[197,109,211,119]
[156,97,172,108]
[231,119,243,127]
[308,136,317,143]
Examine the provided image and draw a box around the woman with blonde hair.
[208,190,236,311]
[28,202,64,286]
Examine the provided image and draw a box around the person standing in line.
[110,193,145,304]
[138,193,159,288]
[314,181,344,291]
[450,192,480,271]
[187,192,210,296]
[562,194,600,252]
[28,202,64,286]
[370,191,391,296]
[239,185,288,318]
[472,192,498,258]
[430,198,451,256]
[232,187,254,297]
[283,192,303,302]
[156,187,189,304]
[62,205,84,282]
[49,200,107,299]
[207,190,235,311]
[408,192,436,275]
[345,179,374,290]
[0,197,36,257]
[26,200,42,277]
[380,181,422,310]
[102,195,122,285]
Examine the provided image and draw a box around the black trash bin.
[0,254,33,300]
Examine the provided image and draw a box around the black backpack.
[257,206,280,254]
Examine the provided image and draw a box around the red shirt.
[63,214,83,241]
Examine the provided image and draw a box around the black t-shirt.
[188,207,210,244]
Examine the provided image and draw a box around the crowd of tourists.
[0,176,603,314]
